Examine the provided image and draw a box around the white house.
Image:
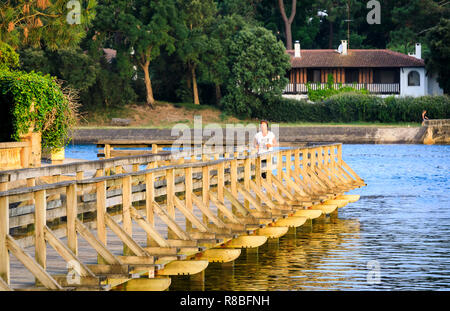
[284,41,444,98]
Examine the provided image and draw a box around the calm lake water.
[65,143,450,290]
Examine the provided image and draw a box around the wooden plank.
[173,196,208,232]
[151,201,191,241]
[75,219,122,265]
[43,226,94,277]
[260,179,286,205]
[6,235,62,290]
[104,213,148,257]
[208,192,241,224]
[191,193,227,228]
[249,180,277,210]
[282,171,309,197]
[130,207,170,248]
[236,184,265,212]
[223,187,250,217]
[269,174,295,201]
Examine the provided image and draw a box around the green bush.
[306,74,369,102]
[0,42,19,70]
[256,93,450,123]
[0,69,77,150]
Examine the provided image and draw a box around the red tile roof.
[287,49,425,68]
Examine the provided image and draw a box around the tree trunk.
[215,83,222,107]
[191,64,200,105]
[141,60,155,109]
[278,0,297,50]
[328,20,334,49]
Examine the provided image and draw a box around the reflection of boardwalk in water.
[170,217,362,291]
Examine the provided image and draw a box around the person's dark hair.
[260,120,269,126]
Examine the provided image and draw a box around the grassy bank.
[78,101,422,129]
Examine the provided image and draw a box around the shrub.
[255,93,450,123]
[307,74,369,102]
[0,69,78,150]
[0,42,19,70]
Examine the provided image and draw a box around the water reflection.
[65,144,450,290]
[170,217,363,291]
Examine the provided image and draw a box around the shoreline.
[69,125,445,145]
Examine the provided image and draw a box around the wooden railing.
[0,142,30,171]
[284,83,400,95]
[0,144,365,291]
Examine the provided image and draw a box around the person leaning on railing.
[253,120,278,179]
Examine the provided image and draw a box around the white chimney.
[414,43,422,59]
[341,40,348,55]
[294,41,301,58]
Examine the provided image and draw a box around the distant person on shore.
[422,110,429,125]
[254,120,278,179]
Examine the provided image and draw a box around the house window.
[307,69,321,83]
[345,69,359,83]
[408,71,420,86]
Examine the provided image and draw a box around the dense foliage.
[257,93,450,123]
[0,0,448,122]
[0,68,77,150]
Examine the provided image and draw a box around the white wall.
[400,67,426,97]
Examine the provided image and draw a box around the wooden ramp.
[0,143,365,291]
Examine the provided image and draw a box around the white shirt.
[254,131,275,154]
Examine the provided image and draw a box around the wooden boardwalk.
[0,143,365,291]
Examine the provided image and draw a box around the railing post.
[184,167,193,231]
[95,181,106,262]
[255,155,262,187]
[166,168,176,239]
[231,152,238,197]
[0,182,9,285]
[122,175,132,255]
[145,167,157,246]
[66,183,78,256]
[294,149,301,177]
[34,189,46,284]
[266,153,272,184]
[201,159,210,226]
[217,160,225,220]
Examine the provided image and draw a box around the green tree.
[0,0,96,50]
[0,41,19,69]
[200,14,249,106]
[177,0,217,105]
[222,26,291,118]
[93,0,177,108]
[427,18,450,94]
